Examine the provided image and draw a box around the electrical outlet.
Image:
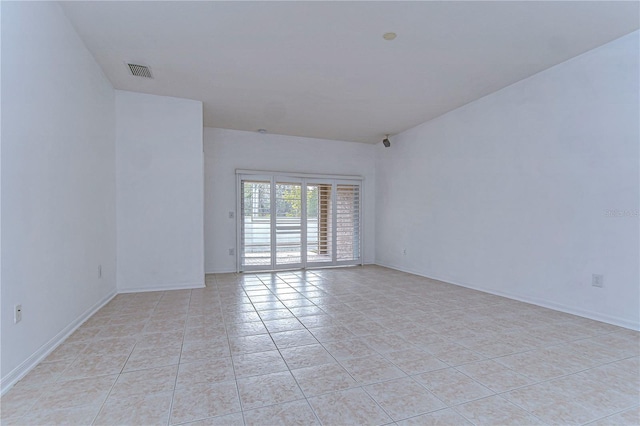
[229,248,235,256]
[98,264,102,279]
[14,305,22,324]
[592,274,604,288]
[228,211,235,219]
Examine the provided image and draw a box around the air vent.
[127,63,153,79]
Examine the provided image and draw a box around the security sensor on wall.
[382,135,391,147]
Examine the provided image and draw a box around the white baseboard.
[204,268,236,274]
[1,290,117,395]
[375,260,640,332]
[117,280,205,293]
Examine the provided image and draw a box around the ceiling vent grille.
[127,63,153,79]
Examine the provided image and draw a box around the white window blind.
[336,184,360,262]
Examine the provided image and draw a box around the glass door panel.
[240,180,272,269]
[336,183,361,262]
[275,181,303,268]
[306,183,333,265]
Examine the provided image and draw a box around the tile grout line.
[87,292,163,425]
[256,271,326,425]
[216,273,247,426]
[164,288,194,426]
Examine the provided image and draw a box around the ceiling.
[60,1,639,144]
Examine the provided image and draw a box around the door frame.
[236,170,364,272]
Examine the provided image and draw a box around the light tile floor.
[2,265,639,425]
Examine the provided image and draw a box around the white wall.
[116,91,204,292]
[1,2,117,384]
[376,31,640,329]
[204,128,376,273]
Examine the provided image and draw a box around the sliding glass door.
[238,173,362,272]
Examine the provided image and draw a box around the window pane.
[306,183,332,263]
[241,180,271,266]
[275,182,302,265]
[336,184,360,261]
